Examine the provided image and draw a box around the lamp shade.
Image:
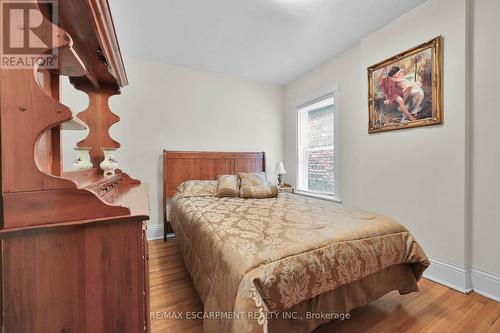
[274,162,287,175]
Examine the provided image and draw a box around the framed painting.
[367,36,443,133]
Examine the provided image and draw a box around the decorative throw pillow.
[177,180,218,197]
[238,172,269,187]
[216,174,239,197]
[239,184,279,199]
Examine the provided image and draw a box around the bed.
[162,151,429,333]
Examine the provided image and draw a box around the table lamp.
[274,162,287,186]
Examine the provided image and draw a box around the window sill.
[294,190,342,203]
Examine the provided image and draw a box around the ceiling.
[109,0,425,85]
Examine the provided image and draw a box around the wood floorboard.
[148,239,500,333]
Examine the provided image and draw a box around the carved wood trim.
[86,0,129,87]
[0,3,136,230]
[0,68,75,192]
[0,3,87,192]
[74,80,121,167]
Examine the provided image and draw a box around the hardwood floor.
[149,239,500,333]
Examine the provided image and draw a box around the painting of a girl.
[368,37,442,133]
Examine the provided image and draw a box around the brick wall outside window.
[306,106,335,193]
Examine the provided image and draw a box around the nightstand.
[278,184,294,193]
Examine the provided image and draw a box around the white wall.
[471,0,500,276]
[62,58,284,239]
[285,0,468,268]
[284,0,500,298]
[359,0,470,269]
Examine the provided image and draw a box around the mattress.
[171,192,429,333]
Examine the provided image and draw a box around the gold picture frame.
[367,36,443,133]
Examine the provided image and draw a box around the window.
[297,93,339,198]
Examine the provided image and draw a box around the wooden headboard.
[162,150,265,239]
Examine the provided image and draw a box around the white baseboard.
[470,268,500,302]
[423,256,472,294]
[423,257,500,302]
[146,224,164,240]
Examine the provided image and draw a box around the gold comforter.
[171,193,429,333]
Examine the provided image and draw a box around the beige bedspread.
[171,193,429,333]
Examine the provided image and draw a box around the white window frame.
[295,89,341,203]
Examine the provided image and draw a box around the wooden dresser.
[0,1,150,332]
